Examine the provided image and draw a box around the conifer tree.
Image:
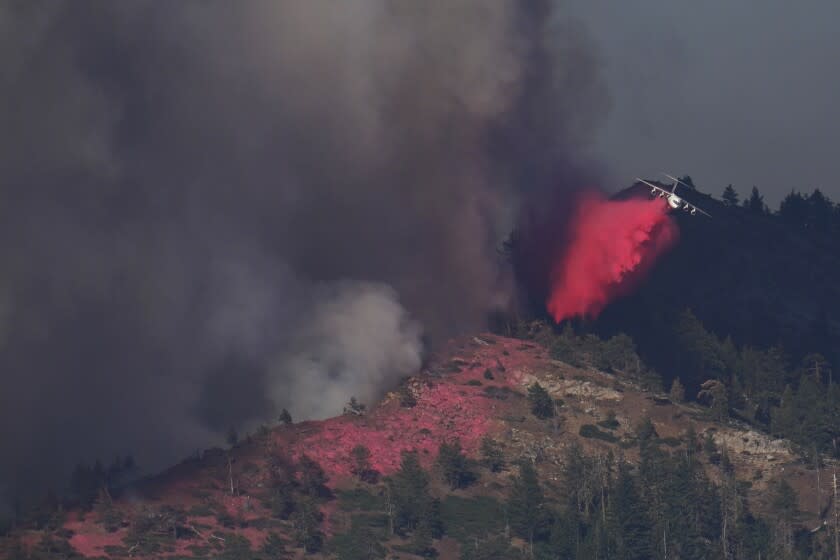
[299,454,328,497]
[611,461,653,560]
[722,184,739,206]
[436,439,475,489]
[669,377,686,403]
[527,382,554,419]
[350,444,378,483]
[461,534,516,560]
[744,186,767,214]
[293,496,324,553]
[388,451,437,535]
[507,461,548,549]
[770,478,798,557]
[279,408,293,425]
[771,385,797,438]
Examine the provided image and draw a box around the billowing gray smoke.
[0,0,607,506]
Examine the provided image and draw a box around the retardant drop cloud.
[0,0,607,507]
[546,191,679,322]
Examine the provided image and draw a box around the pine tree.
[602,333,641,374]
[669,377,686,403]
[344,396,366,416]
[779,190,808,226]
[679,175,697,190]
[279,408,293,425]
[527,382,554,419]
[703,431,718,457]
[226,426,239,447]
[350,444,378,483]
[722,184,739,206]
[675,308,727,389]
[508,461,548,549]
[561,441,589,515]
[770,478,798,557]
[261,532,291,558]
[685,423,699,460]
[293,496,324,553]
[744,186,767,214]
[807,188,834,232]
[549,509,580,560]
[436,439,475,489]
[611,461,653,560]
[388,451,435,535]
[460,534,516,560]
[299,454,328,497]
[771,385,797,438]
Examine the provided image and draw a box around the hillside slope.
[2,333,834,559]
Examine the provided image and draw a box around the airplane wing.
[635,178,671,197]
[684,203,712,217]
[661,172,694,191]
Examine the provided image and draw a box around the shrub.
[338,488,387,512]
[440,495,505,545]
[597,410,619,430]
[399,385,417,408]
[579,424,618,443]
[482,385,515,400]
[480,436,504,473]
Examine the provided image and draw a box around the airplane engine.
[650,187,656,195]
[667,195,681,209]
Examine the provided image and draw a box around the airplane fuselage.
[667,194,682,209]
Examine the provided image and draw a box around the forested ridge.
[3,326,839,559]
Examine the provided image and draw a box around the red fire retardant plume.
[547,190,679,322]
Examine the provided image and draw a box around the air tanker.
[636,173,711,217]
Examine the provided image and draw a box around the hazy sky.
[566,1,840,207]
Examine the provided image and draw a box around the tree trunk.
[834,470,839,560]
[227,455,234,496]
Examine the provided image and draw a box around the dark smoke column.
[0,0,608,510]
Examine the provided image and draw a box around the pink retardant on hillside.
[65,515,126,558]
[547,190,678,322]
[284,335,537,481]
[54,335,543,558]
[290,380,494,478]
